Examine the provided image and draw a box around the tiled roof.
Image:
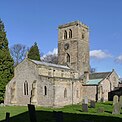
[89,72,111,80]
[86,79,103,85]
[30,59,70,69]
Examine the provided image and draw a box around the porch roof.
[86,78,103,85]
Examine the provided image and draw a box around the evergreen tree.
[28,42,41,61]
[0,19,14,103]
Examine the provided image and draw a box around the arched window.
[44,86,47,96]
[64,88,67,98]
[24,81,28,95]
[66,53,70,63]
[69,29,72,38]
[64,30,67,39]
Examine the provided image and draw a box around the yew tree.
[0,19,14,103]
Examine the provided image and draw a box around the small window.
[64,88,67,98]
[76,90,79,98]
[64,30,67,39]
[44,86,47,96]
[61,70,64,77]
[82,33,85,39]
[69,29,72,38]
[66,53,70,63]
[24,81,28,95]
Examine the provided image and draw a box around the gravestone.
[28,104,37,122]
[119,95,122,108]
[83,96,88,104]
[97,107,104,113]
[112,103,120,114]
[5,112,10,122]
[53,111,63,122]
[113,95,118,105]
[82,103,88,112]
[90,100,95,108]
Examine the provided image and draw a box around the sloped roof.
[86,79,103,85]
[89,72,111,80]
[30,59,70,69]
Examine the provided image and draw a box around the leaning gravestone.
[113,95,118,105]
[112,103,121,114]
[82,103,88,112]
[90,100,95,108]
[119,95,122,108]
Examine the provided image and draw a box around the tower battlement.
[58,21,88,29]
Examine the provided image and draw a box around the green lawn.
[0,102,122,122]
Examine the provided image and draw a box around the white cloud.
[115,55,122,63]
[90,50,112,59]
[47,48,58,55]
[42,48,58,58]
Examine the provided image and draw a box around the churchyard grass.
[0,101,122,122]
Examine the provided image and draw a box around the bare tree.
[10,44,28,66]
[42,54,58,64]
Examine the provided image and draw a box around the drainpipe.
[72,80,74,105]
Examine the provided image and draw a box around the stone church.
[4,21,120,107]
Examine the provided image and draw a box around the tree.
[42,54,58,64]
[0,19,14,103]
[28,42,41,61]
[10,44,28,66]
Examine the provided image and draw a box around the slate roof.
[89,72,111,80]
[86,79,103,85]
[30,59,70,69]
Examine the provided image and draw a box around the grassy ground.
[0,101,122,122]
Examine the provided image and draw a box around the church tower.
[58,21,90,76]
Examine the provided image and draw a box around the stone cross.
[112,103,121,114]
[113,95,118,105]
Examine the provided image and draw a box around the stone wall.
[83,85,97,101]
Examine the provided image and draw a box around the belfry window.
[64,30,67,39]
[44,86,47,96]
[67,53,70,63]
[69,29,72,38]
[24,81,28,95]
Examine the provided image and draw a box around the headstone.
[119,95,122,108]
[112,103,121,114]
[97,107,104,113]
[53,111,63,122]
[113,95,118,105]
[5,112,10,122]
[82,103,88,112]
[83,96,88,104]
[90,100,95,108]
[28,104,37,122]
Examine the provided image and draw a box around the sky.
[0,0,122,77]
